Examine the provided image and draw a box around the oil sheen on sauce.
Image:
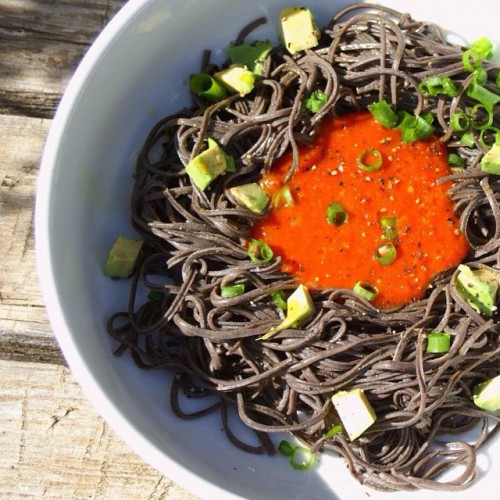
[252,111,470,308]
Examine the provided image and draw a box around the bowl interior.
[36,0,500,498]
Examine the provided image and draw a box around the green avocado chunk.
[456,264,499,316]
[215,64,255,96]
[260,284,315,340]
[226,41,273,76]
[229,182,269,213]
[481,143,500,174]
[331,388,377,441]
[103,236,143,278]
[279,6,320,55]
[473,374,500,412]
[186,139,233,190]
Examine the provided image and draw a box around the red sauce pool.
[252,111,470,308]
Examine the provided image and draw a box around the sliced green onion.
[271,185,294,208]
[466,82,500,111]
[356,147,383,172]
[247,239,274,264]
[470,103,494,130]
[418,76,458,97]
[189,72,227,101]
[353,281,379,301]
[470,36,494,60]
[472,68,488,86]
[221,283,245,298]
[451,111,470,132]
[147,290,165,301]
[448,153,465,168]
[278,440,294,457]
[426,332,451,353]
[375,242,397,266]
[496,71,500,90]
[326,202,348,226]
[479,127,500,149]
[462,49,483,72]
[290,446,314,471]
[270,290,288,311]
[325,424,343,438]
[461,131,476,148]
[303,90,328,113]
[398,111,435,143]
[368,100,399,128]
[380,216,398,240]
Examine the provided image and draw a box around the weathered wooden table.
[0,2,197,497]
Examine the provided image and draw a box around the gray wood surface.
[0,1,198,497]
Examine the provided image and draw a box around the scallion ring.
[375,242,397,266]
[325,424,343,438]
[448,153,465,168]
[278,440,294,457]
[462,49,483,72]
[270,290,288,311]
[451,111,470,132]
[357,147,383,172]
[470,36,494,60]
[426,332,451,353]
[326,202,348,226]
[368,100,399,128]
[247,239,273,264]
[418,76,458,97]
[470,103,493,130]
[380,216,398,240]
[271,185,294,208]
[221,283,245,298]
[479,127,500,149]
[290,446,314,471]
[189,72,227,101]
[353,281,379,301]
[472,68,488,86]
[466,82,500,111]
[461,131,476,148]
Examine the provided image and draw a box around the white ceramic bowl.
[36,0,500,498]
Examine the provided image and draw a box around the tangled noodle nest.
[108,3,500,491]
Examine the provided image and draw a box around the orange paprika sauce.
[253,111,470,308]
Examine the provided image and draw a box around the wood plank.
[0,0,128,118]
[0,113,60,362]
[0,359,198,499]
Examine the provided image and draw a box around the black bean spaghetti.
[107,4,500,491]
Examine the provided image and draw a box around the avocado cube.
[473,374,500,412]
[229,182,269,213]
[481,143,500,174]
[186,140,231,191]
[227,41,273,76]
[279,7,320,55]
[331,388,377,441]
[215,64,255,96]
[103,236,143,278]
[260,284,315,340]
[456,264,499,316]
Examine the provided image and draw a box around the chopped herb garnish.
[221,283,245,298]
[303,90,328,113]
[426,332,451,353]
[326,202,348,226]
[189,72,227,101]
[357,147,383,172]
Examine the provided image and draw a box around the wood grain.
[0,1,200,497]
[0,359,197,499]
